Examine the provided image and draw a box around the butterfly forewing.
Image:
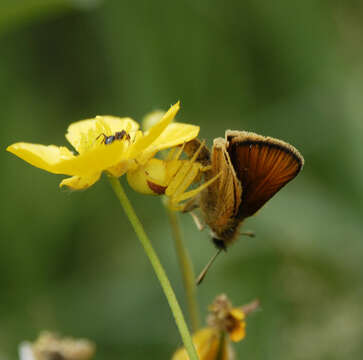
[200,138,242,231]
[226,131,304,220]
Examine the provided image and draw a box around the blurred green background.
[1,0,363,359]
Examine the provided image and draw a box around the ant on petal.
[96,130,131,145]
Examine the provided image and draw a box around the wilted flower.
[172,294,259,360]
[19,331,95,360]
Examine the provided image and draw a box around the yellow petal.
[228,308,246,342]
[59,172,101,190]
[66,116,139,153]
[7,140,130,177]
[229,321,246,343]
[127,101,180,160]
[142,109,165,131]
[172,329,232,360]
[149,122,200,151]
[61,139,134,175]
[229,308,245,321]
[7,143,75,174]
[172,328,227,360]
[137,122,200,164]
[106,159,135,178]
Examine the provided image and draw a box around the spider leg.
[177,197,205,229]
[165,162,194,198]
[166,142,186,161]
[165,140,207,196]
[172,164,201,197]
[174,171,222,203]
[182,197,200,212]
[169,169,221,214]
[200,164,212,172]
[165,147,178,161]
[161,143,187,189]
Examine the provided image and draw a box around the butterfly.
[183,130,304,283]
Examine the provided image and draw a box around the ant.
[96,130,131,145]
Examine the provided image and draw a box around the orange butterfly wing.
[226,131,304,220]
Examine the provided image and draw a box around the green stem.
[165,203,200,332]
[216,332,226,360]
[107,175,199,360]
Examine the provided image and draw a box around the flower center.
[77,117,132,154]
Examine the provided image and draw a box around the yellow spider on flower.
[126,140,219,211]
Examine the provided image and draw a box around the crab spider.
[126,141,220,211]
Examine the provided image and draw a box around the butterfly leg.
[179,196,205,231]
[181,196,199,212]
[190,211,205,231]
[240,231,255,238]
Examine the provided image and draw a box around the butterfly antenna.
[196,249,222,285]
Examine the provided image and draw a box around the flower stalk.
[166,203,200,332]
[216,332,226,360]
[107,175,199,360]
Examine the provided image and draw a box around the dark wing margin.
[226,130,304,220]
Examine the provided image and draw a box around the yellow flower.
[206,294,247,343]
[172,328,232,360]
[172,295,259,360]
[225,308,246,342]
[7,102,199,190]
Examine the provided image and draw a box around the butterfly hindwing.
[226,131,304,220]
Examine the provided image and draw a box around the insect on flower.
[182,130,304,284]
[6,102,201,191]
[96,130,131,145]
[126,141,221,211]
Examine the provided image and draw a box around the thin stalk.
[108,175,198,360]
[216,332,226,360]
[166,204,200,332]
